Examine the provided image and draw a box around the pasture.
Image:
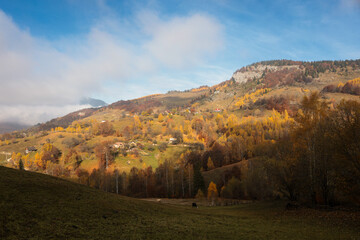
[1,166,359,239]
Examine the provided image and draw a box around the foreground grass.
[0,166,359,239]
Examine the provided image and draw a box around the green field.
[1,166,359,239]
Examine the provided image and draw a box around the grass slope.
[1,167,359,239]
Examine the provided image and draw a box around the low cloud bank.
[0,9,224,125]
[0,104,92,125]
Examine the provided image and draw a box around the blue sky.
[0,0,359,124]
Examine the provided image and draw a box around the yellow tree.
[34,152,42,169]
[207,157,215,170]
[179,125,184,134]
[134,115,142,130]
[66,126,75,133]
[158,113,164,122]
[11,152,16,162]
[195,189,205,199]
[227,114,238,129]
[55,126,64,132]
[23,154,31,170]
[183,120,191,134]
[215,114,225,129]
[76,125,82,133]
[207,181,218,206]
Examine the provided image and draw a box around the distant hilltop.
[80,97,107,108]
[0,122,30,134]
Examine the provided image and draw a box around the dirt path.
[141,198,253,207]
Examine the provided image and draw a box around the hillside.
[1,59,359,204]
[29,107,98,132]
[1,166,359,239]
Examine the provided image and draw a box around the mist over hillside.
[0,98,106,134]
[0,122,30,134]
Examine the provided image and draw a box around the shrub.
[62,137,82,148]
[79,143,92,154]
[195,189,205,199]
[158,143,167,152]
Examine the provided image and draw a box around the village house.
[112,142,125,149]
[169,138,178,145]
[129,142,137,149]
[25,146,37,154]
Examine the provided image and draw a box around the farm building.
[25,147,37,154]
[113,142,125,149]
[169,138,179,144]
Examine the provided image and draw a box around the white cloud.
[0,104,92,125]
[0,9,224,125]
[141,13,224,68]
[0,10,86,106]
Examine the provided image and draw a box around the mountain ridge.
[3,59,360,135]
[6,59,358,135]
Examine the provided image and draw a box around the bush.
[93,121,115,136]
[158,143,167,152]
[172,130,183,143]
[62,137,82,148]
[195,189,205,199]
[79,143,92,154]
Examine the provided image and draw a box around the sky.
[0,0,359,125]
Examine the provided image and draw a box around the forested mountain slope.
[1,59,359,205]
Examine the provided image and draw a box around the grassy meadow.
[1,166,359,240]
